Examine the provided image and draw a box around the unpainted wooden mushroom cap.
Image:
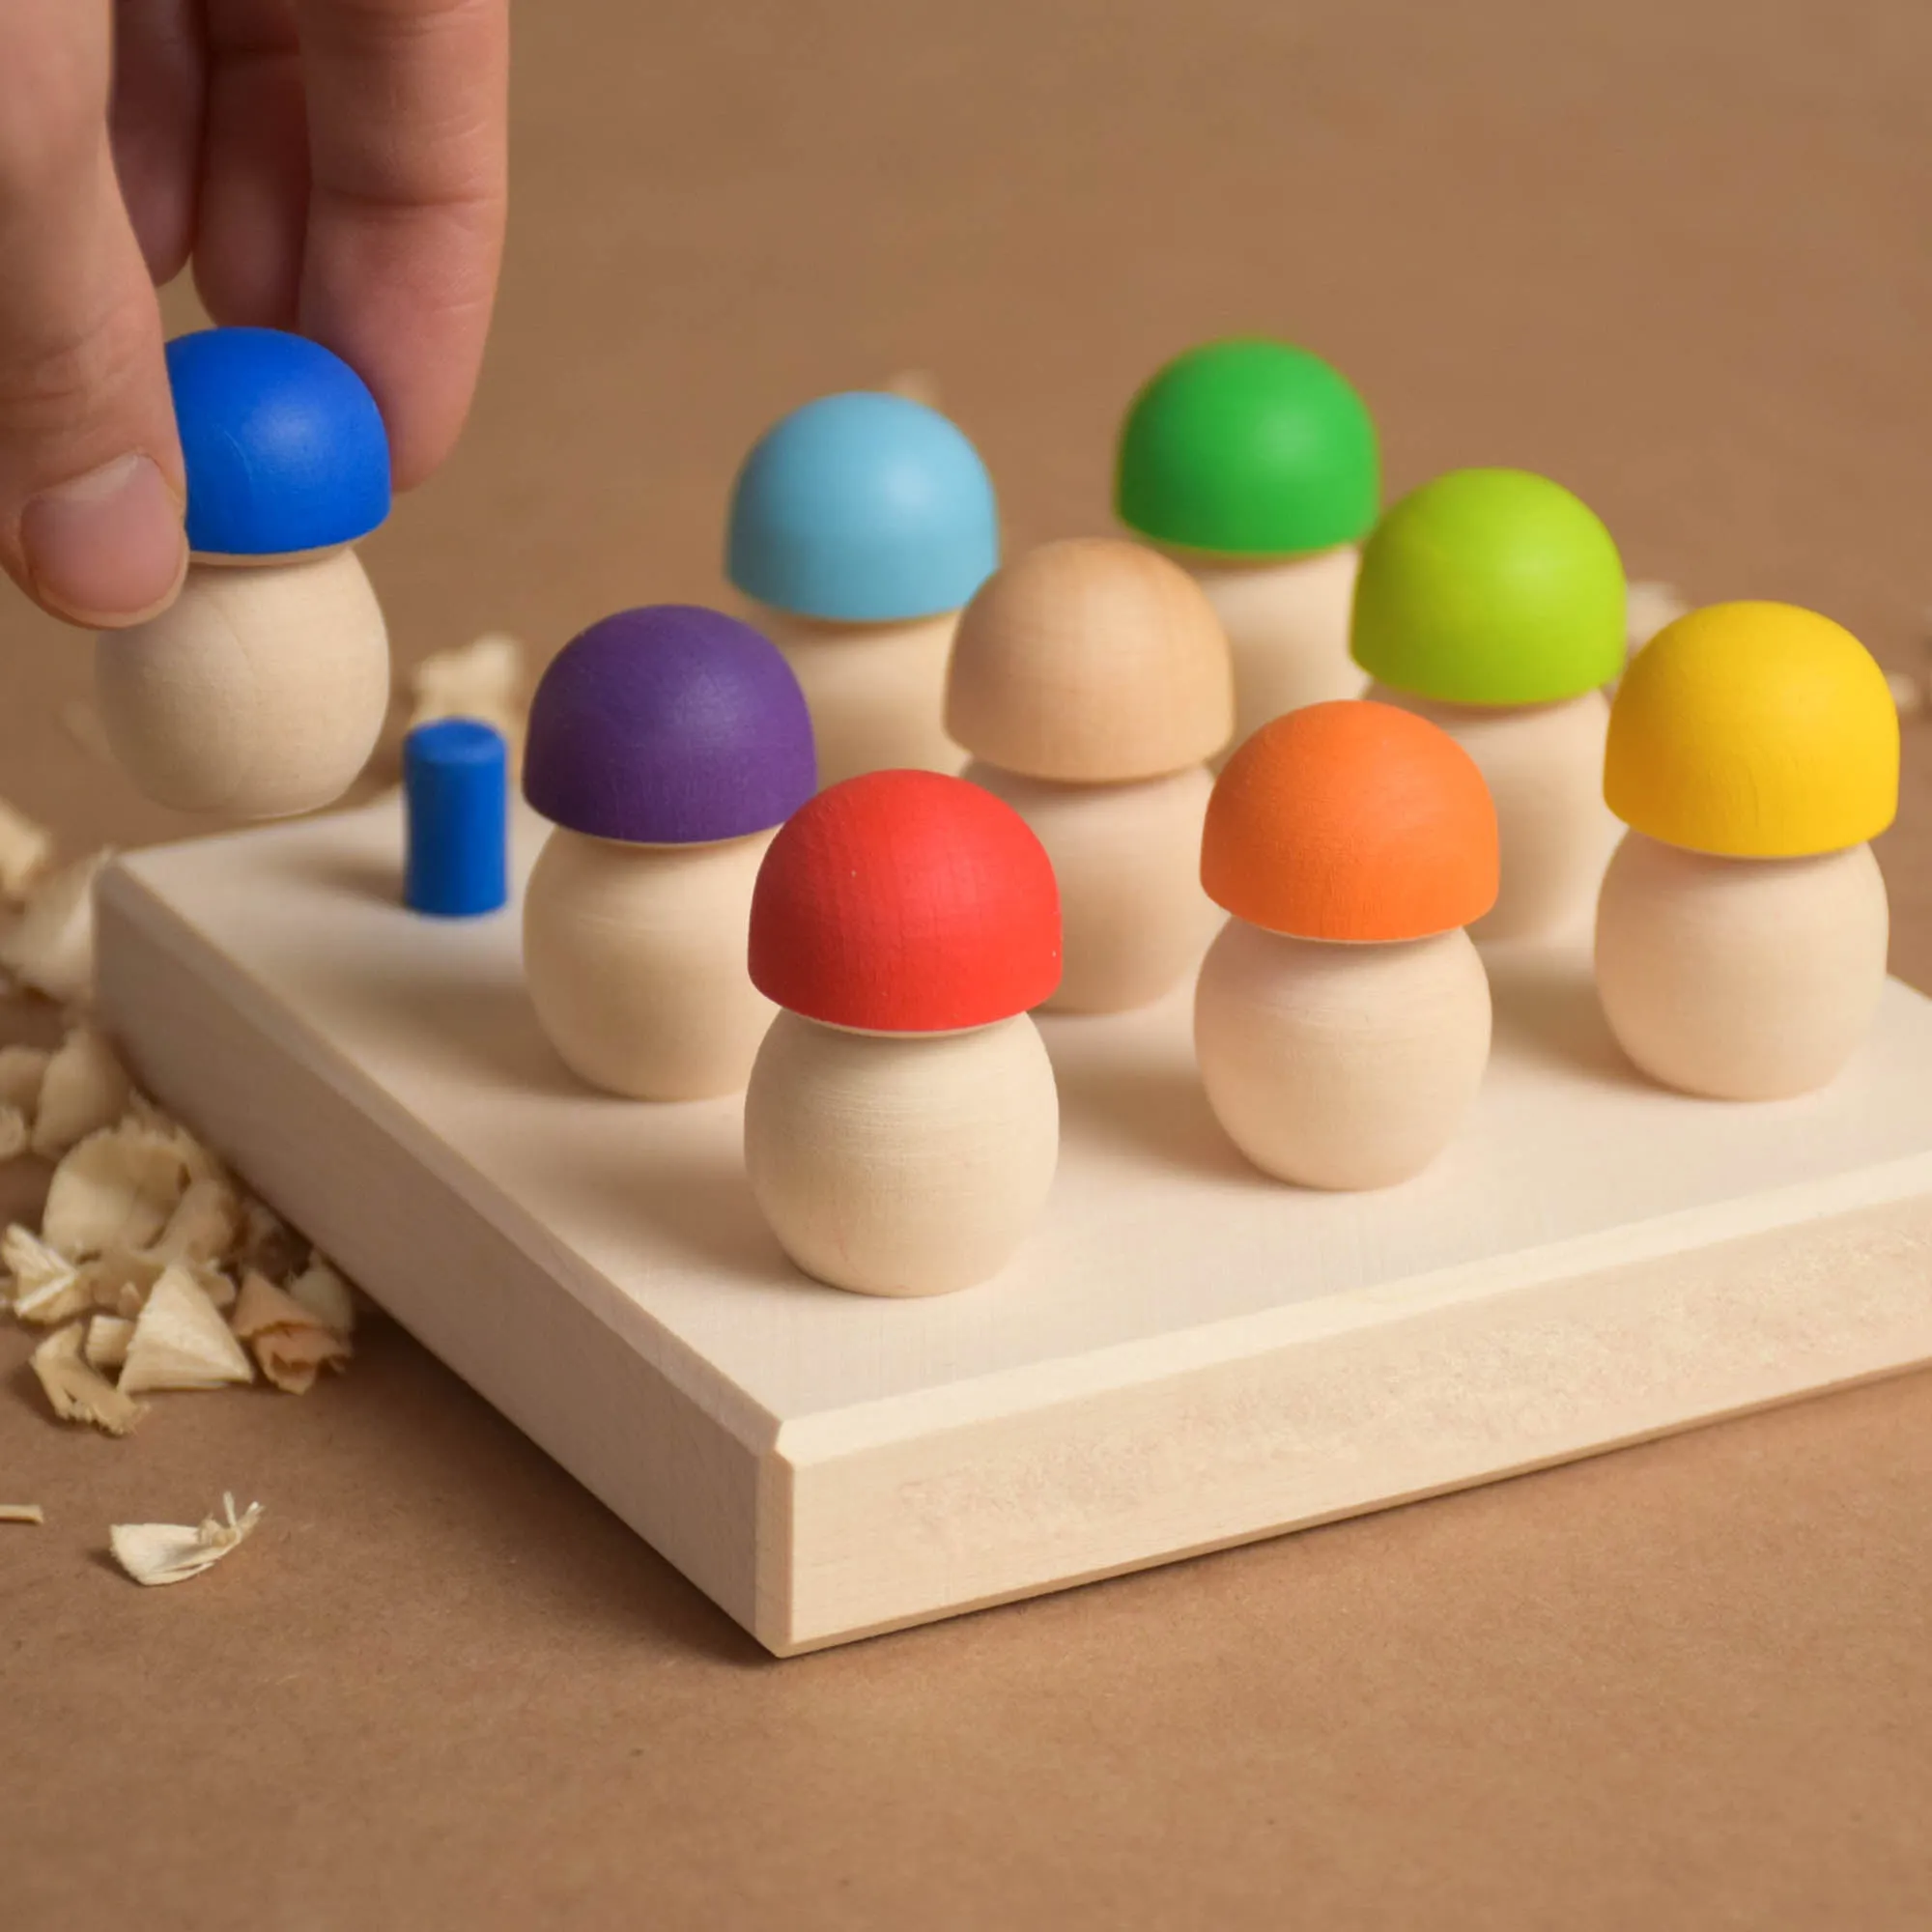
[1605,601,1898,857]
[945,538,1236,781]
[1202,700,1499,941]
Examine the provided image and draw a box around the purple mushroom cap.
[524,606,817,843]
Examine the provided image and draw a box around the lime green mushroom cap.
[1350,468,1626,706]
[1114,338,1379,558]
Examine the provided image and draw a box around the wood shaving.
[110,1493,261,1587]
[0,795,53,900]
[31,1026,132,1158]
[233,1270,354,1392]
[118,1265,254,1393]
[0,1502,44,1524]
[0,848,110,1004]
[0,1042,50,1118]
[1625,581,1690,656]
[408,633,528,755]
[0,1102,26,1163]
[122,1096,223,1184]
[4,1223,89,1324]
[82,1245,234,1319]
[31,1322,146,1435]
[1886,669,1923,718]
[287,1255,356,1336]
[43,1119,201,1259]
[151,1173,242,1266]
[86,1311,134,1371]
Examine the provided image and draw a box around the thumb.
[0,3,185,628]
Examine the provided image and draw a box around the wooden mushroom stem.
[744,1010,1059,1296]
[1594,832,1889,1100]
[523,826,778,1100]
[1195,920,1492,1189]
[95,550,389,818]
[746,602,963,786]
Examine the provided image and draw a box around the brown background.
[4,2,1930,1924]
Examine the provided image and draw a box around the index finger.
[294,0,508,491]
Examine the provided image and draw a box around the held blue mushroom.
[93,327,394,818]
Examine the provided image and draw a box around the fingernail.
[21,454,187,625]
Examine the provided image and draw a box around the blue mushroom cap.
[166,328,391,557]
[725,392,999,622]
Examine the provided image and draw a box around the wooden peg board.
[96,799,1932,1654]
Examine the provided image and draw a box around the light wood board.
[96,798,1932,1653]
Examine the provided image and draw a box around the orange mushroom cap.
[1202,700,1499,941]
[749,770,1063,1032]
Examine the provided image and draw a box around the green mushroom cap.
[1350,469,1626,706]
[1115,338,1379,558]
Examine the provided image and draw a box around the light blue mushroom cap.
[166,327,390,558]
[725,392,1000,622]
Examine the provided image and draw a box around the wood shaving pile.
[3,1038,359,1433]
[0,793,363,1439]
[110,1493,262,1586]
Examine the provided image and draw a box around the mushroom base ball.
[1194,921,1492,1189]
[96,550,388,818]
[744,1010,1059,1296]
[1594,832,1888,1100]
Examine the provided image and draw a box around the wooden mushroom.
[1116,338,1378,749]
[522,606,817,1100]
[726,391,999,786]
[743,771,1062,1296]
[94,328,391,818]
[1596,601,1898,1100]
[1351,467,1626,941]
[945,538,1235,1012]
[1195,701,1499,1189]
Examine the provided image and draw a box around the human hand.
[0,0,509,627]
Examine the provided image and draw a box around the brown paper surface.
[2,2,1928,1925]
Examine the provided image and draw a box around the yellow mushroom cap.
[1605,602,1898,858]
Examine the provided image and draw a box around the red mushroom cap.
[749,770,1062,1032]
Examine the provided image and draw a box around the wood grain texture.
[1595,831,1889,1100]
[945,538,1234,781]
[744,1011,1060,1296]
[93,551,388,817]
[1372,685,1621,941]
[523,825,777,1099]
[965,759,1221,1012]
[1195,922,1492,1187]
[91,796,1932,1653]
[745,602,964,784]
[1181,545,1365,755]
